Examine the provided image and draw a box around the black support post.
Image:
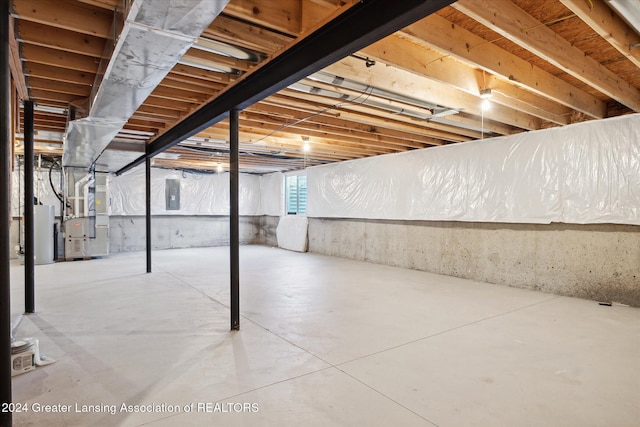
[145,157,152,273]
[230,108,240,331]
[24,101,34,314]
[1,0,14,423]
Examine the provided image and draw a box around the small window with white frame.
[285,173,307,215]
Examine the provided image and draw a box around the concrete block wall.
[308,218,640,307]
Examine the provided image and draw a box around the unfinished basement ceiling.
[9,0,640,173]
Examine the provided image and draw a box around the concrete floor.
[9,246,640,426]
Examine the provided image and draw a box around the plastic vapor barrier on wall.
[110,166,263,216]
[260,172,284,216]
[11,170,63,217]
[307,114,640,225]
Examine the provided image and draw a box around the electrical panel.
[165,179,180,210]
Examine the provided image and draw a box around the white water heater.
[34,205,55,265]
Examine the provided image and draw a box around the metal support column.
[230,108,240,331]
[145,157,151,273]
[1,0,14,422]
[24,101,34,314]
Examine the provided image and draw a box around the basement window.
[286,174,307,215]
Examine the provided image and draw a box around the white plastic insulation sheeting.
[307,114,640,225]
[260,172,284,216]
[11,170,63,217]
[276,216,308,252]
[109,166,262,215]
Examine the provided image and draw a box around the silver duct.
[63,0,231,170]
[605,0,640,39]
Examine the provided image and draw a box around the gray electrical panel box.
[165,179,180,210]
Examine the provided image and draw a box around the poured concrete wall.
[110,215,262,253]
[262,216,280,247]
[308,218,640,307]
[9,215,280,258]
[109,215,280,253]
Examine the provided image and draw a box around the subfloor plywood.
[9,246,640,426]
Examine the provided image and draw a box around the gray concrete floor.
[9,246,640,426]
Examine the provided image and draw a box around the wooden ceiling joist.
[9,16,28,101]
[403,13,608,119]
[202,14,292,55]
[12,0,114,39]
[452,0,640,112]
[22,44,99,73]
[159,77,222,96]
[362,34,573,125]
[247,102,466,145]
[560,0,640,69]
[325,57,543,131]
[28,77,90,97]
[264,94,483,140]
[17,20,106,58]
[222,0,303,36]
[238,112,431,151]
[29,89,84,104]
[23,62,95,86]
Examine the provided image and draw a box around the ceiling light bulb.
[303,141,311,152]
[480,88,493,99]
[217,163,223,173]
[481,99,491,111]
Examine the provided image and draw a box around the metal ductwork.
[605,0,640,39]
[63,0,231,171]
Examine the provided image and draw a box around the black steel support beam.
[1,0,14,422]
[230,108,240,331]
[145,157,152,273]
[24,101,34,313]
[115,0,455,175]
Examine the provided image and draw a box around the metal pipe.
[1,0,14,421]
[36,154,41,203]
[230,108,240,331]
[63,169,69,220]
[74,174,91,217]
[82,178,95,218]
[24,101,35,314]
[145,157,151,273]
[17,157,21,254]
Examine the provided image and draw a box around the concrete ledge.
[308,218,640,307]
